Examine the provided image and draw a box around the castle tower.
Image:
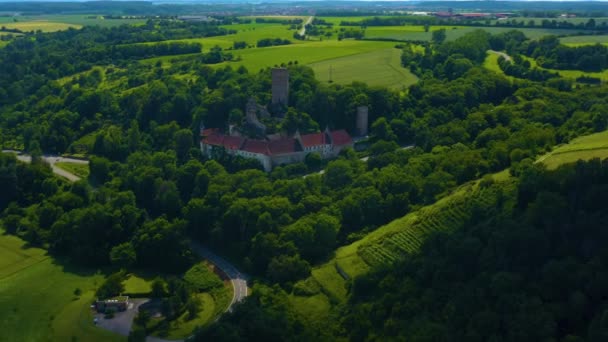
[271,68,289,106]
[356,106,369,136]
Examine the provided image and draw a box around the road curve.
[488,50,512,62]
[145,244,249,342]
[190,242,250,312]
[1,150,88,182]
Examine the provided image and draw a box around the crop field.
[560,34,608,46]
[0,232,124,342]
[358,182,514,268]
[538,130,608,169]
[0,20,80,32]
[309,48,418,89]
[0,15,146,28]
[365,25,587,41]
[224,40,401,71]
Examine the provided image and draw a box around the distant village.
[200,68,369,171]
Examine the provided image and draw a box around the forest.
[2,11,608,342]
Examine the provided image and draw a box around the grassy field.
[0,232,124,342]
[124,274,153,294]
[309,48,418,89]
[538,130,608,169]
[523,55,608,82]
[483,52,515,81]
[365,25,586,42]
[560,34,608,46]
[0,21,80,32]
[55,162,90,179]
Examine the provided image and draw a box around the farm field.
[538,130,608,169]
[309,48,418,89]
[365,25,588,41]
[0,15,146,28]
[560,34,608,45]
[0,232,124,342]
[0,20,80,32]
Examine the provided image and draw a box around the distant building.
[271,68,289,106]
[95,296,129,313]
[201,127,353,172]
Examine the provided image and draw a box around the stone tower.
[271,68,289,106]
[356,106,369,136]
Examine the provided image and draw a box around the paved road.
[488,50,512,62]
[190,242,249,312]
[95,299,149,337]
[299,16,314,36]
[143,244,249,342]
[1,150,88,182]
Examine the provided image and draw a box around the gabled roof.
[300,132,329,147]
[203,134,225,146]
[201,128,219,137]
[330,130,353,146]
[269,138,300,155]
[223,136,245,150]
[242,139,270,155]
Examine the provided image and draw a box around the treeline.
[256,38,291,47]
[255,17,303,25]
[527,36,608,72]
[498,55,559,82]
[104,42,202,60]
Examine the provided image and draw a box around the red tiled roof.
[330,130,353,146]
[300,132,329,147]
[203,134,225,146]
[269,138,300,155]
[223,136,245,150]
[242,139,270,155]
[201,128,219,137]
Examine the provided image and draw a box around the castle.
[200,68,364,171]
[200,127,353,172]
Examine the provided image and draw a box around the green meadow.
[538,130,608,169]
[560,34,608,45]
[309,48,418,89]
[0,232,124,342]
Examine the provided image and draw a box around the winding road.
[145,244,249,342]
[1,150,88,182]
[190,242,250,312]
